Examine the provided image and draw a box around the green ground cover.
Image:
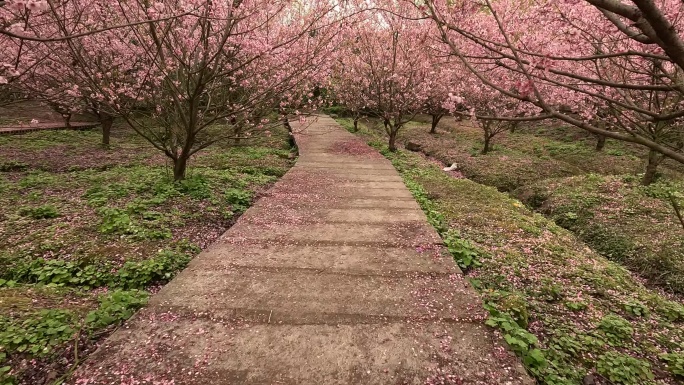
[0,123,294,384]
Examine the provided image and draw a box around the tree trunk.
[234,126,242,145]
[100,114,113,147]
[642,149,664,185]
[63,113,72,129]
[353,115,360,132]
[430,114,443,134]
[388,129,398,152]
[173,155,189,181]
[596,134,606,151]
[482,135,492,154]
[283,117,292,133]
[482,123,492,154]
[231,117,241,145]
[510,121,519,134]
[669,193,684,230]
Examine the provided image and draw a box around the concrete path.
[73,115,531,385]
[0,121,98,135]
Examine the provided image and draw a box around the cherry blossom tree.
[422,54,458,134]
[2,0,339,180]
[332,6,433,151]
[440,62,538,154]
[329,63,367,132]
[418,0,684,183]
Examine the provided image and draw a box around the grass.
[514,175,684,294]
[395,117,681,191]
[0,122,295,384]
[343,118,684,385]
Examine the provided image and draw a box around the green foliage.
[402,172,483,271]
[98,207,134,234]
[519,175,684,294]
[0,366,11,385]
[83,183,131,207]
[97,207,171,240]
[597,352,654,384]
[0,279,17,288]
[225,188,252,213]
[547,333,584,358]
[322,105,350,116]
[4,250,192,290]
[18,172,56,189]
[623,300,649,318]
[485,304,547,375]
[520,186,550,209]
[0,123,294,383]
[8,259,107,289]
[487,291,530,328]
[85,289,148,330]
[177,174,211,199]
[0,310,75,357]
[539,280,564,302]
[657,300,684,322]
[0,290,149,385]
[597,314,633,343]
[543,142,591,156]
[18,205,59,219]
[443,230,482,270]
[404,178,448,233]
[579,225,634,263]
[0,161,28,172]
[115,250,191,290]
[661,353,684,377]
[564,300,588,312]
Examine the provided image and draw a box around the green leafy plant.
[18,205,59,219]
[597,314,633,343]
[7,259,107,288]
[661,353,684,377]
[657,300,684,322]
[115,250,191,289]
[485,304,547,375]
[548,333,584,358]
[141,210,163,221]
[597,352,654,384]
[0,310,75,357]
[623,300,649,318]
[0,279,17,288]
[487,291,529,328]
[564,301,588,312]
[0,161,28,172]
[98,207,134,234]
[403,178,448,233]
[540,280,564,302]
[83,184,131,206]
[85,289,149,330]
[225,188,252,213]
[177,174,211,199]
[5,250,192,290]
[443,230,482,270]
[97,207,170,240]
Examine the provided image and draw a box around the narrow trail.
[72,115,532,385]
[0,122,98,135]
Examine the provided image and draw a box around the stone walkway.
[0,122,98,135]
[72,115,531,384]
